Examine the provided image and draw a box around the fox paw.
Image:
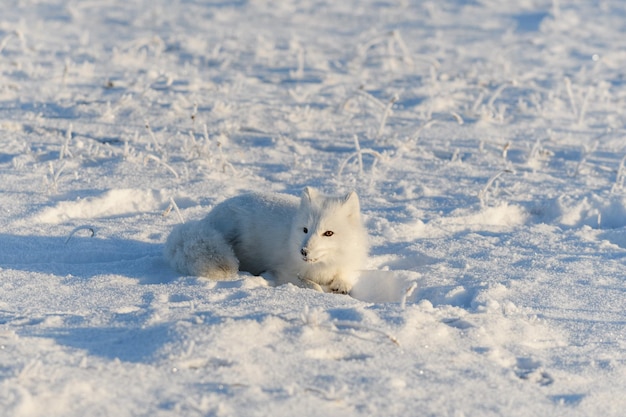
[298,277,324,292]
[325,278,351,295]
[299,278,350,294]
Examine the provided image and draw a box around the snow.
[1,0,625,415]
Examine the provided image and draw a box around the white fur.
[164,187,368,293]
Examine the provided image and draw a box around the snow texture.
[1,0,625,416]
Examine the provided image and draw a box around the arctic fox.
[164,187,368,294]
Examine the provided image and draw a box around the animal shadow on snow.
[0,233,175,284]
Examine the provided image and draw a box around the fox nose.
[300,248,308,257]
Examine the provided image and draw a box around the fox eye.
[303,227,308,234]
[322,231,334,237]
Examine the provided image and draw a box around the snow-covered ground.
[1,0,625,415]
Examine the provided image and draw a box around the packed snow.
[1,0,625,416]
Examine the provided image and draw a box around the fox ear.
[302,186,320,203]
[343,191,360,214]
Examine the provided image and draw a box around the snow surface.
[1,0,625,415]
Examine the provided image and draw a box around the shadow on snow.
[0,233,176,284]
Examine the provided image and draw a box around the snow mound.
[540,194,626,229]
[441,203,528,231]
[351,270,420,303]
[34,189,178,224]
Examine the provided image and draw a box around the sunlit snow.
[1,1,625,416]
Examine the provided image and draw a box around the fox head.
[289,187,367,271]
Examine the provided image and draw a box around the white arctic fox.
[164,187,368,294]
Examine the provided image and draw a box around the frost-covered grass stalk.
[191,103,198,125]
[46,161,67,194]
[53,162,65,184]
[377,94,398,138]
[216,134,236,173]
[564,77,578,119]
[450,111,464,125]
[472,91,485,114]
[341,86,386,113]
[145,121,164,155]
[479,169,513,208]
[337,135,383,177]
[403,120,437,155]
[356,30,421,70]
[163,197,185,223]
[391,30,413,65]
[185,130,199,158]
[102,94,133,121]
[395,120,436,163]
[355,33,387,66]
[180,123,213,162]
[0,30,25,54]
[65,225,96,244]
[203,124,210,143]
[354,134,364,174]
[60,124,73,160]
[528,138,545,166]
[144,154,179,178]
[423,58,446,119]
[611,154,626,193]
[385,33,398,71]
[123,139,131,159]
[485,82,519,122]
[0,32,14,53]
[578,86,593,125]
[123,131,140,161]
[487,82,509,112]
[355,88,386,108]
[502,142,511,160]
[564,77,593,125]
[401,282,417,310]
[411,120,437,144]
[572,139,598,177]
[185,126,212,161]
[62,59,70,86]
